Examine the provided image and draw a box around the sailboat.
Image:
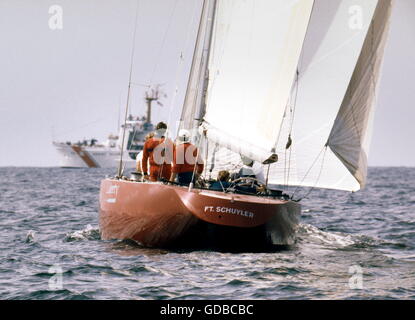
[99,0,394,250]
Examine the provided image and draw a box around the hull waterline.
[99,179,301,250]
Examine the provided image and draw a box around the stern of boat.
[175,188,301,246]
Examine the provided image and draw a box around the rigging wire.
[126,0,179,145]
[291,145,328,201]
[189,130,205,192]
[128,0,179,152]
[118,0,140,177]
[156,0,203,181]
[284,68,299,192]
[154,1,202,182]
[281,1,323,198]
[296,146,328,201]
[149,0,180,87]
[125,0,199,171]
[166,0,201,136]
[52,117,109,139]
[179,0,207,133]
[204,137,209,178]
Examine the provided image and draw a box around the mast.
[117,0,140,178]
[144,86,164,124]
[145,94,154,124]
[195,0,217,124]
[180,0,217,132]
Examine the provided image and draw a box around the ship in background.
[53,87,164,168]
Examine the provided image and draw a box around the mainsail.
[182,0,394,192]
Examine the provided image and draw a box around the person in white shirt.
[239,155,266,185]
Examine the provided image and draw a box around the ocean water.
[0,167,414,300]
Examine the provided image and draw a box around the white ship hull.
[53,142,136,169]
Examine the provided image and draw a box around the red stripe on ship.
[71,145,100,168]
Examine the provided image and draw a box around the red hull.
[99,179,301,249]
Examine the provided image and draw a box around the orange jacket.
[172,143,204,174]
[142,137,174,175]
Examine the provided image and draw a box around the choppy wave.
[297,224,355,247]
[0,167,414,300]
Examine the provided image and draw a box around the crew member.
[209,170,231,191]
[136,132,154,173]
[170,129,204,185]
[142,122,174,182]
[239,155,266,185]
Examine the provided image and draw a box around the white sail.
[266,0,394,192]
[328,0,394,190]
[201,0,315,164]
[180,0,216,133]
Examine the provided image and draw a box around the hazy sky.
[0,0,414,167]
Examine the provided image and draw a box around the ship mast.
[145,93,156,124]
[144,85,165,124]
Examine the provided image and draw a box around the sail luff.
[179,0,206,130]
[180,0,217,135]
[196,0,217,123]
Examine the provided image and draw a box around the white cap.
[177,129,191,144]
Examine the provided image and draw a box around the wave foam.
[297,224,355,247]
[64,225,101,242]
